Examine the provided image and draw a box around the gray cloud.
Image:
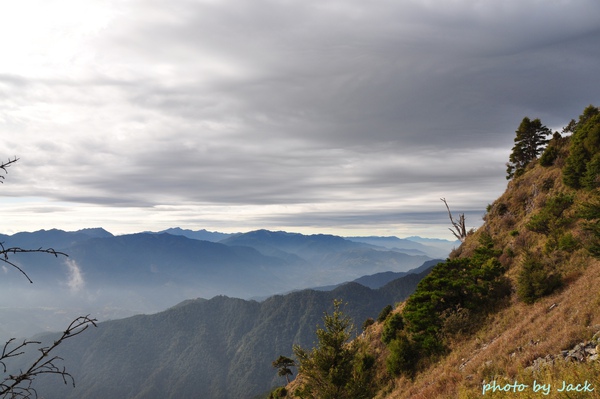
[0,0,599,237]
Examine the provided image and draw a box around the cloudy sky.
[0,0,599,239]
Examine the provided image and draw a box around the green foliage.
[563,105,600,189]
[525,193,574,235]
[517,253,562,304]
[376,305,393,323]
[507,117,551,179]
[557,232,579,252]
[582,153,600,189]
[268,387,288,398]
[381,313,404,344]
[362,318,374,331]
[525,213,551,234]
[401,234,509,358]
[272,355,295,384]
[293,300,375,399]
[545,193,575,216]
[539,144,559,167]
[386,334,419,378]
[578,195,600,258]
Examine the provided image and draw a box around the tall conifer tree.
[506,117,550,179]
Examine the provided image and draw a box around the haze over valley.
[0,227,453,341]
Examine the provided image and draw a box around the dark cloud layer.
[0,0,599,237]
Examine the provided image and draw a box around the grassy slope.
[370,136,600,398]
[280,127,600,399]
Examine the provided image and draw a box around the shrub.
[381,313,404,344]
[268,387,287,398]
[525,193,574,235]
[376,305,393,323]
[539,144,559,167]
[558,233,579,252]
[525,213,550,234]
[386,334,419,378]
[517,254,562,304]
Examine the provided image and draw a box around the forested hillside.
[20,266,432,399]
[281,105,600,399]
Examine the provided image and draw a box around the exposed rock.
[526,338,599,373]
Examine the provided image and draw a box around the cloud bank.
[0,0,599,238]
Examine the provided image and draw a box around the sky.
[0,0,599,239]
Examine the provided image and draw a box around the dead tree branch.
[0,316,97,398]
[0,243,68,284]
[0,157,19,182]
[0,156,96,398]
[441,198,467,242]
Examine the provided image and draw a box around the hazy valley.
[0,228,451,341]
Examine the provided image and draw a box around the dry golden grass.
[376,257,600,399]
[371,154,600,398]
[285,141,600,399]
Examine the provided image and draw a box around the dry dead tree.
[441,198,467,242]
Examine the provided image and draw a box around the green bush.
[526,193,574,235]
[381,313,404,344]
[539,144,559,167]
[582,153,600,190]
[517,254,562,304]
[563,105,600,189]
[376,305,393,323]
[386,334,419,378]
[268,387,287,398]
[526,213,550,234]
[544,193,574,217]
[558,233,579,252]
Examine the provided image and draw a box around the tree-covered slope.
[25,267,432,399]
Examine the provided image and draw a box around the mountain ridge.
[23,267,434,399]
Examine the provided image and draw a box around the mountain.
[345,235,455,258]
[351,258,441,289]
[219,229,432,285]
[23,268,432,399]
[0,227,113,251]
[155,227,235,242]
[301,259,442,292]
[0,229,432,340]
[282,105,600,398]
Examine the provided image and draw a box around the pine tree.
[293,300,374,399]
[563,105,600,189]
[272,355,295,384]
[506,117,550,179]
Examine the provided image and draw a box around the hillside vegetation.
[281,105,600,399]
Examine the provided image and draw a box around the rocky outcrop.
[527,330,600,373]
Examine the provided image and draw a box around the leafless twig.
[441,198,467,242]
[0,157,19,183]
[0,243,68,284]
[0,316,97,398]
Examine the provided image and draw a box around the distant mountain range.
[22,267,433,399]
[0,227,451,340]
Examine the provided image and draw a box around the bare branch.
[0,157,19,183]
[0,316,97,398]
[441,198,467,242]
[0,242,68,284]
[0,155,96,398]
